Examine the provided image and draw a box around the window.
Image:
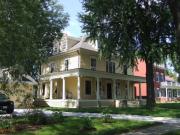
[106,61,115,73]
[91,58,96,71]
[64,59,69,71]
[123,65,128,75]
[159,73,164,82]
[50,63,55,73]
[155,72,159,82]
[85,80,91,95]
[42,84,45,96]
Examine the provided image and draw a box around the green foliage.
[27,110,48,125]
[80,117,94,130]
[80,0,175,109]
[0,0,69,79]
[102,108,113,123]
[0,117,13,129]
[52,112,64,122]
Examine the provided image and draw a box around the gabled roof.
[69,36,98,52]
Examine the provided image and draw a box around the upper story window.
[85,80,91,95]
[64,59,69,71]
[123,65,128,75]
[106,61,115,73]
[50,63,55,73]
[159,73,164,82]
[91,58,96,71]
[155,72,159,82]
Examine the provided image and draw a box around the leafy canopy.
[0,0,69,79]
[80,0,175,66]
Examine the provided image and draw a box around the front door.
[107,83,112,99]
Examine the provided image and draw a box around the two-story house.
[37,34,146,108]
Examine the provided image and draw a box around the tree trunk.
[145,59,155,110]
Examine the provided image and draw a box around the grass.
[14,117,155,135]
[46,102,180,118]
[164,130,180,135]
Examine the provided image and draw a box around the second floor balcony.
[160,81,180,89]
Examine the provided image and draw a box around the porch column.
[159,89,161,97]
[77,76,81,99]
[62,77,66,100]
[127,81,130,99]
[113,79,116,99]
[139,83,142,99]
[96,77,100,100]
[50,79,53,99]
[166,88,168,98]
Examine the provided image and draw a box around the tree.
[80,0,175,109]
[168,0,180,82]
[0,0,69,80]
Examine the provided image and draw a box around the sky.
[58,0,83,38]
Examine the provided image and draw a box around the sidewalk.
[13,109,180,135]
[120,123,180,135]
[13,109,180,124]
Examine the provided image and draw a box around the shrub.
[0,118,13,129]
[52,112,64,122]
[27,110,48,125]
[102,108,113,123]
[0,117,13,134]
[80,117,94,130]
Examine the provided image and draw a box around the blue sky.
[58,0,83,37]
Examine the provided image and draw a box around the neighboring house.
[38,34,146,108]
[157,76,180,102]
[134,60,180,102]
[0,69,38,107]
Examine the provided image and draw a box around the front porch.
[37,68,146,108]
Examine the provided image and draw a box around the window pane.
[106,61,108,72]
[65,59,69,71]
[85,80,91,95]
[109,62,113,73]
[91,58,96,70]
[113,62,115,73]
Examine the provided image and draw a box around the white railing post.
[96,77,100,100]
[62,77,66,100]
[113,79,116,99]
[77,76,81,100]
[50,79,53,99]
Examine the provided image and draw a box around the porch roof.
[40,68,146,83]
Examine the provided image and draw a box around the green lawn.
[46,103,180,118]
[164,130,180,135]
[15,117,155,135]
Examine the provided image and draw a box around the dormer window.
[64,59,69,71]
[91,58,96,71]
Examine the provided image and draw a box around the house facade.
[38,34,146,108]
[156,76,180,102]
[134,60,180,102]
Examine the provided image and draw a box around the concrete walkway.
[120,123,180,135]
[12,109,180,135]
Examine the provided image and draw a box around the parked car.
[0,91,14,114]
